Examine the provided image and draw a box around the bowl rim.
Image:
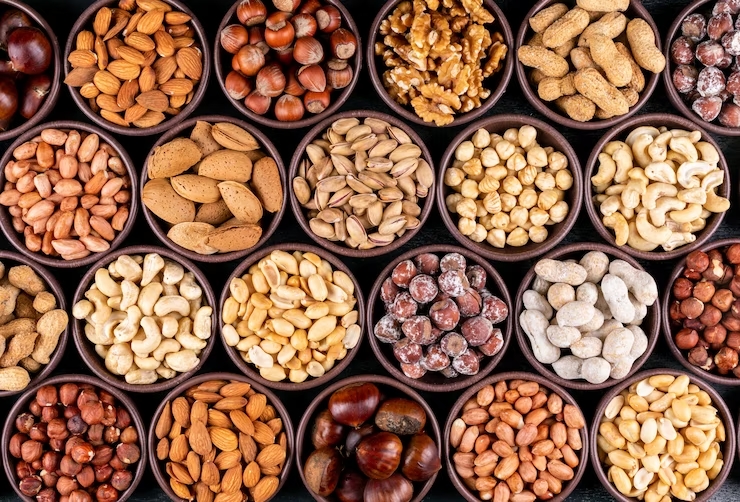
[214,0,362,130]
[288,108,436,258]
[147,371,295,502]
[515,0,662,131]
[295,373,442,502]
[589,367,737,502]
[514,241,661,391]
[366,0,515,128]
[0,0,62,143]
[583,112,730,261]
[71,244,218,393]
[1,373,149,502]
[0,250,69,398]
[436,113,583,262]
[63,0,211,137]
[662,0,740,137]
[366,243,514,392]
[139,114,288,263]
[0,119,140,268]
[661,237,740,386]
[219,242,366,391]
[444,371,590,502]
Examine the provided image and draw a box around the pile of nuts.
[72,252,213,385]
[518,1,666,122]
[669,246,740,378]
[670,1,740,127]
[521,252,656,384]
[154,378,287,502]
[221,0,359,121]
[375,0,508,126]
[597,374,726,500]
[592,125,730,252]
[223,249,360,383]
[444,125,573,248]
[303,381,440,501]
[450,378,586,501]
[0,8,53,130]
[374,251,508,380]
[293,116,432,251]
[0,127,132,261]
[64,0,203,129]
[0,261,67,392]
[143,121,282,255]
[9,382,141,501]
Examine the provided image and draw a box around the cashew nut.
[644,162,677,184]
[625,126,660,147]
[662,231,696,252]
[102,311,127,341]
[193,306,212,340]
[72,300,93,321]
[156,367,176,379]
[613,146,634,183]
[649,197,686,227]
[647,131,671,162]
[695,142,719,165]
[669,137,699,163]
[178,272,202,301]
[676,161,715,188]
[95,344,108,359]
[669,203,703,223]
[85,322,113,345]
[627,221,658,251]
[603,213,629,246]
[160,316,179,338]
[131,317,162,356]
[630,134,656,168]
[152,339,181,361]
[677,187,707,205]
[137,282,163,316]
[113,306,142,343]
[600,195,621,216]
[163,261,184,285]
[641,183,677,210]
[154,295,190,317]
[175,330,207,351]
[124,369,157,385]
[134,355,160,371]
[105,343,134,375]
[94,268,121,298]
[165,349,200,372]
[621,179,647,209]
[141,253,164,286]
[604,140,629,156]
[700,170,724,191]
[704,189,731,213]
[116,255,143,282]
[592,153,617,186]
[635,210,672,244]
[119,280,139,311]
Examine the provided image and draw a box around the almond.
[198,150,253,183]
[137,0,172,12]
[156,402,173,439]
[188,422,212,456]
[64,67,98,87]
[116,80,139,109]
[116,45,147,65]
[252,476,279,502]
[153,55,177,84]
[168,222,218,254]
[192,391,223,403]
[93,7,111,37]
[214,450,242,470]
[246,394,266,421]
[148,137,201,178]
[124,103,148,123]
[76,30,95,51]
[68,49,98,68]
[172,396,191,427]
[169,434,190,462]
[96,94,124,113]
[154,30,176,57]
[195,200,232,226]
[93,70,121,95]
[250,156,283,213]
[206,223,262,253]
[165,11,192,24]
[125,31,156,52]
[169,478,191,500]
[108,59,141,80]
[160,78,193,96]
[214,396,248,411]
[252,421,275,446]
[186,451,201,482]
[210,427,238,452]
[95,36,108,70]
[176,47,202,80]
[229,410,255,436]
[136,89,169,111]
[215,492,243,502]
[219,381,252,397]
[220,466,242,494]
[170,462,194,485]
[133,110,166,128]
[242,461,260,488]
[200,461,219,486]
[123,11,143,37]
[211,123,260,151]
[239,433,257,463]
[208,409,233,429]
[191,400,208,425]
[143,179,195,224]
[256,444,285,469]
[218,181,263,224]
[139,65,156,92]
[156,437,170,461]
[80,82,100,99]
[103,10,129,41]
[137,8,165,34]
[174,36,195,49]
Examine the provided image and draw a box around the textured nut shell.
[218,181,263,224]
[195,200,232,225]
[206,223,262,252]
[251,157,283,213]
[148,138,202,178]
[190,121,221,157]
[143,179,196,225]
[170,175,222,204]
[167,222,218,254]
[198,150,253,182]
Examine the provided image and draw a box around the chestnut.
[0,9,31,50]
[311,409,346,449]
[304,447,342,497]
[328,382,381,427]
[19,73,50,119]
[8,27,51,75]
[355,432,403,480]
[374,397,427,436]
[401,433,441,481]
[335,470,367,502]
[344,424,375,454]
[0,75,18,124]
[364,474,413,502]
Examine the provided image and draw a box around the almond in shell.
[171,174,221,204]
[143,178,195,225]
[205,223,262,253]
[218,181,263,224]
[211,123,260,151]
[190,121,222,157]
[198,150,253,182]
[250,156,282,213]
[167,222,218,254]
[148,137,202,178]
[195,199,232,225]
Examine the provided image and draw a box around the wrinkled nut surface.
[375,251,508,380]
[518,2,666,122]
[0,128,132,260]
[223,249,360,384]
[0,260,67,391]
[598,373,726,501]
[154,379,286,502]
[450,379,585,501]
[65,1,203,128]
[10,382,141,500]
[445,124,572,249]
[143,121,283,254]
[294,116,432,250]
[592,125,729,252]
[521,252,657,384]
[72,252,212,384]
[376,0,508,125]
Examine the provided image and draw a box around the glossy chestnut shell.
[335,469,366,502]
[355,431,402,480]
[374,397,427,436]
[400,433,441,482]
[311,409,345,450]
[304,447,342,497]
[7,27,51,75]
[328,382,381,428]
[364,474,413,502]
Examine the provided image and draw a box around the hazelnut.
[68,415,88,436]
[95,484,118,502]
[87,424,104,446]
[70,442,94,464]
[80,401,104,426]
[722,313,740,331]
[41,471,59,489]
[712,289,735,312]
[60,455,82,476]
[684,318,706,331]
[673,277,694,300]
[59,384,80,407]
[76,465,95,488]
[42,451,61,472]
[115,443,140,464]
[76,389,98,409]
[37,488,58,502]
[109,455,126,471]
[49,438,65,452]
[704,324,727,345]
[727,331,740,350]
[680,297,705,319]
[703,255,726,281]
[36,386,58,407]
[674,328,699,349]
[688,346,714,370]
[91,445,114,466]
[55,476,78,496]
[98,391,115,406]
[720,264,735,284]
[9,432,28,458]
[41,406,60,423]
[15,413,35,434]
[103,426,120,444]
[15,460,32,479]
[29,401,42,417]
[715,346,739,373]
[68,489,93,502]
[700,303,723,326]
[110,470,133,491]
[64,405,81,420]
[19,475,42,496]
[119,426,138,444]
[669,301,687,324]
[47,418,69,440]
[94,465,113,483]
[65,436,86,456]
[726,244,740,264]
[686,250,710,272]
[729,275,740,296]
[21,440,43,463]
[692,281,716,303]
[114,409,131,430]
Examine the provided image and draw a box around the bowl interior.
[367,244,513,392]
[584,113,730,261]
[139,114,287,263]
[367,0,514,128]
[214,0,362,130]
[296,374,441,502]
[515,0,661,130]
[514,242,661,391]
[72,245,217,393]
[437,114,582,262]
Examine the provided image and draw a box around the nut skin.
[692,281,715,303]
[109,470,132,491]
[715,346,739,373]
[688,346,714,370]
[59,384,80,407]
[700,304,723,326]
[686,251,710,272]
[675,328,700,349]
[36,386,58,407]
[680,297,705,319]
[19,475,42,496]
[673,277,694,300]
[15,413,35,434]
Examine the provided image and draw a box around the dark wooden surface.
[0,0,739,500]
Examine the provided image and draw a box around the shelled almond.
[64,0,203,129]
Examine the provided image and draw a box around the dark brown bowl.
[590,368,736,502]
[0,250,68,398]
[72,245,217,393]
[516,0,661,131]
[367,0,514,128]
[664,0,740,136]
[437,114,583,262]
[215,0,361,130]
[445,371,589,502]
[140,114,287,263]
[288,109,436,258]
[662,238,740,386]
[1,373,148,502]
[0,0,61,142]
[514,242,661,391]
[220,242,365,391]
[367,244,513,393]
[148,372,294,502]
[584,113,730,261]
[63,0,210,137]
[296,374,442,502]
[0,120,139,269]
